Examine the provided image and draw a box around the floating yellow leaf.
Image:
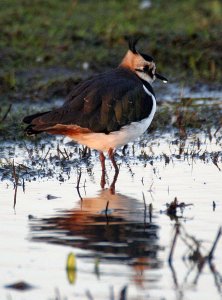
[66,253,77,284]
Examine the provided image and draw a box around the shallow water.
[0,129,222,300]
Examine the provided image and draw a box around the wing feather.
[29,68,154,134]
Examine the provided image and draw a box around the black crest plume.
[128,37,140,54]
[128,37,153,62]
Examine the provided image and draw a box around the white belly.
[70,85,156,152]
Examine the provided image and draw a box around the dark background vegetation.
[0,0,221,140]
[0,0,221,100]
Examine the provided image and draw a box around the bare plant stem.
[12,160,19,209]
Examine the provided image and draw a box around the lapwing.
[23,39,167,189]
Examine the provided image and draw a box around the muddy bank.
[1,127,221,186]
[1,66,222,104]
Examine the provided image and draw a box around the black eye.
[143,65,149,72]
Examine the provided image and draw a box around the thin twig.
[214,125,222,137]
[63,148,69,159]
[12,160,19,209]
[149,203,153,223]
[22,178,25,193]
[76,168,82,200]
[1,104,12,122]
[76,168,82,189]
[23,142,33,160]
[120,285,128,300]
[43,148,51,160]
[168,260,178,287]
[57,145,67,160]
[105,201,109,224]
[142,192,147,226]
[208,227,222,261]
[168,224,180,264]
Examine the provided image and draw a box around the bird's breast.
[68,85,156,152]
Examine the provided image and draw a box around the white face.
[134,61,157,84]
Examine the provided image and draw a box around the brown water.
[0,129,222,300]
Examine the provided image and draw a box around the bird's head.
[120,38,168,84]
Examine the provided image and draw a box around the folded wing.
[24,67,155,135]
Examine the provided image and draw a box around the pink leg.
[99,152,106,188]
[108,148,119,194]
[108,148,119,173]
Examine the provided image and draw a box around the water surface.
[0,128,222,300]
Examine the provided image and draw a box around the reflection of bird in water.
[23,38,167,190]
[30,189,161,286]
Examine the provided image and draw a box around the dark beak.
[155,73,168,83]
